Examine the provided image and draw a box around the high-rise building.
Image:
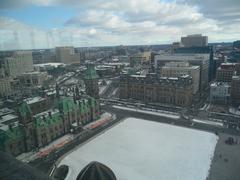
[0,78,12,97]
[231,76,240,106]
[161,62,200,94]
[181,34,208,47]
[233,40,240,49]
[2,51,33,77]
[216,63,236,82]
[119,73,193,107]
[236,63,240,75]
[210,82,230,104]
[174,46,214,81]
[130,52,151,67]
[55,46,80,64]
[154,54,209,91]
[55,46,73,64]
[171,42,184,53]
[84,64,99,99]
[18,72,48,87]
[32,49,56,64]
[0,77,20,97]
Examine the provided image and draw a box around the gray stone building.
[119,73,193,107]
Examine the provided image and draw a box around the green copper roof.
[84,102,89,112]
[19,102,32,118]
[59,98,77,114]
[79,101,85,113]
[84,64,99,80]
[58,97,97,115]
[127,68,136,75]
[88,97,96,108]
[35,110,62,128]
[79,100,90,113]
[0,125,24,148]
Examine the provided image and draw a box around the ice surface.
[59,118,218,180]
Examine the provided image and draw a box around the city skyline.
[0,0,240,50]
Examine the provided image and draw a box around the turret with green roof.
[18,102,32,124]
[84,63,99,99]
[84,63,99,80]
[0,124,25,155]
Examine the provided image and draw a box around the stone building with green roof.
[34,109,64,147]
[18,101,37,151]
[16,95,100,150]
[0,120,25,156]
[33,96,100,148]
[0,92,100,155]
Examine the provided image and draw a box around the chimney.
[42,115,46,121]
[8,124,13,131]
[48,111,52,119]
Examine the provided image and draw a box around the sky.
[0,0,239,50]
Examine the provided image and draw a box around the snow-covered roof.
[0,108,14,116]
[24,96,45,104]
[34,109,59,118]
[0,114,18,123]
[210,82,230,87]
[34,63,66,68]
[130,75,146,78]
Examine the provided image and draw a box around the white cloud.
[0,17,104,50]
[0,0,240,50]
[89,28,97,35]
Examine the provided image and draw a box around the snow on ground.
[199,104,210,111]
[192,119,224,127]
[229,107,240,116]
[113,105,180,119]
[99,80,112,95]
[99,86,106,94]
[200,104,207,110]
[111,88,118,96]
[59,118,218,180]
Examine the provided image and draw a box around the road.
[101,97,240,132]
[102,104,240,136]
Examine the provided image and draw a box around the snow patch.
[192,119,224,127]
[229,107,240,116]
[113,105,180,119]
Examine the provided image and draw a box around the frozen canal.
[59,118,218,180]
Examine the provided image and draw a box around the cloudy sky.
[0,0,239,50]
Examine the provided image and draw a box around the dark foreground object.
[0,151,52,180]
[0,151,117,180]
[76,161,117,180]
[53,165,69,180]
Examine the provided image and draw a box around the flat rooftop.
[0,108,14,117]
[0,114,18,123]
[24,96,45,105]
[34,63,66,68]
[59,118,218,180]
